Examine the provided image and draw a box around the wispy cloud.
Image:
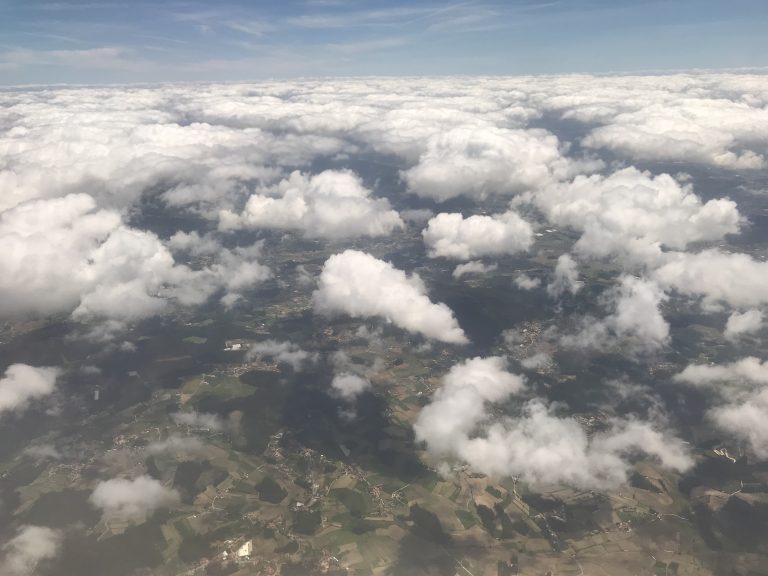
[0,46,129,69]
[225,20,274,37]
[325,36,409,55]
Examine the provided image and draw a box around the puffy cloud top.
[674,357,768,389]
[245,340,318,370]
[0,364,60,417]
[675,358,768,459]
[654,249,768,310]
[403,126,587,202]
[422,211,533,260]
[724,309,764,340]
[89,475,180,523]
[313,250,467,344]
[531,167,741,261]
[0,193,270,322]
[415,356,691,489]
[414,356,525,455]
[1,525,61,576]
[219,170,403,239]
[547,254,581,298]
[563,276,669,354]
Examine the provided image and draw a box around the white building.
[236,540,252,560]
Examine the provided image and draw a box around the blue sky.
[1,0,767,84]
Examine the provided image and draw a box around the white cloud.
[654,249,768,310]
[0,364,60,417]
[520,352,551,370]
[403,126,588,202]
[547,254,581,298]
[724,309,764,340]
[514,273,540,290]
[1,526,61,576]
[674,357,768,389]
[414,357,526,455]
[23,444,62,461]
[172,410,224,431]
[527,167,741,263]
[330,373,371,402]
[582,97,768,170]
[313,250,467,344]
[711,389,768,459]
[0,194,271,323]
[415,357,691,489]
[219,170,403,239]
[245,340,318,370]
[536,74,768,169]
[0,194,182,320]
[563,276,669,353]
[675,358,768,458]
[145,435,205,456]
[422,211,533,261]
[0,85,347,215]
[89,475,180,523]
[452,261,498,279]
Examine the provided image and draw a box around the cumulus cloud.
[145,435,205,456]
[330,373,371,402]
[422,211,533,260]
[514,273,540,290]
[563,276,669,353]
[219,170,403,239]
[582,97,768,169]
[536,74,768,169]
[0,364,60,417]
[1,526,61,576]
[414,357,526,455]
[89,475,180,523]
[452,261,498,279]
[675,358,768,458]
[0,194,267,322]
[674,357,768,389]
[328,351,383,419]
[313,250,467,344]
[0,85,349,214]
[403,126,589,202]
[2,74,764,224]
[520,352,552,370]
[711,389,768,459]
[654,249,768,310]
[415,357,691,489]
[724,309,764,340]
[172,410,224,431]
[546,254,581,298]
[526,167,741,263]
[0,193,273,323]
[23,444,62,461]
[245,339,318,370]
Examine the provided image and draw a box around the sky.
[1,0,767,85]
